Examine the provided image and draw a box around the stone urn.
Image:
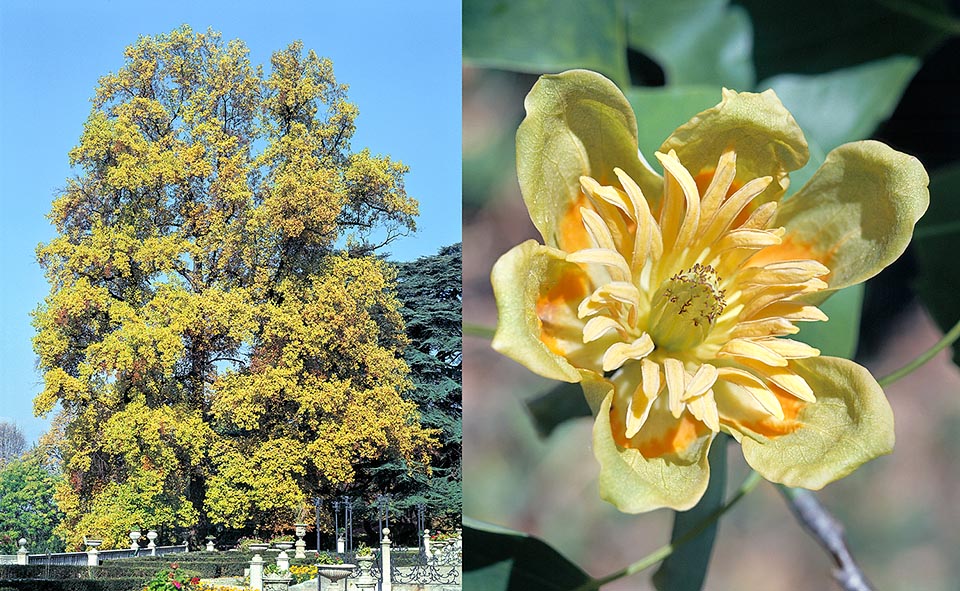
[355,555,376,589]
[317,563,355,588]
[129,529,142,550]
[262,571,294,591]
[294,524,308,559]
[83,537,103,549]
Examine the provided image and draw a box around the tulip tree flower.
[492,70,929,513]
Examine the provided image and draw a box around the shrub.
[0,565,87,580]
[315,552,342,566]
[0,579,145,591]
[235,538,263,552]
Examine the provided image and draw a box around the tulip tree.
[32,26,435,547]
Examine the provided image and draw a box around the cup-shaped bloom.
[492,70,929,512]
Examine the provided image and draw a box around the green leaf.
[761,56,921,154]
[624,86,724,164]
[794,284,863,359]
[652,436,728,591]
[524,382,592,438]
[626,0,755,89]
[463,0,629,86]
[914,163,960,365]
[463,517,592,591]
[737,0,950,78]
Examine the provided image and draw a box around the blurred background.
[462,1,960,589]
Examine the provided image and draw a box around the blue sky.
[0,0,461,444]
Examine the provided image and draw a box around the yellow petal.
[768,140,929,293]
[517,70,663,250]
[491,241,586,382]
[739,357,894,489]
[594,387,715,513]
[659,88,808,206]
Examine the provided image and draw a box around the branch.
[777,486,874,591]
[573,471,763,591]
[877,314,960,386]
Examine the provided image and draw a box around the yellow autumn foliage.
[33,26,433,547]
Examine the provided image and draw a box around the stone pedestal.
[354,555,376,590]
[294,524,307,559]
[277,549,290,571]
[16,539,28,565]
[380,528,392,591]
[262,573,293,590]
[336,536,345,554]
[84,538,102,566]
[250,552,264,591]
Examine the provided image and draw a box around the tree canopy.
[393,243,462,518]
[33,26,435,548]
[0,449,65,554]
[345,244,462,536]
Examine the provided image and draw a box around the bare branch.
[778,486,875,591]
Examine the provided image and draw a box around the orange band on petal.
[740,386,806,438]
[536,269,590,321]
[748,234,836,279]
[611,409,709,457]
[558,192,594,252]
[537,269,590,355]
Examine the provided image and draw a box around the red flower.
[173,582,181,590]
[190,577,200,585]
